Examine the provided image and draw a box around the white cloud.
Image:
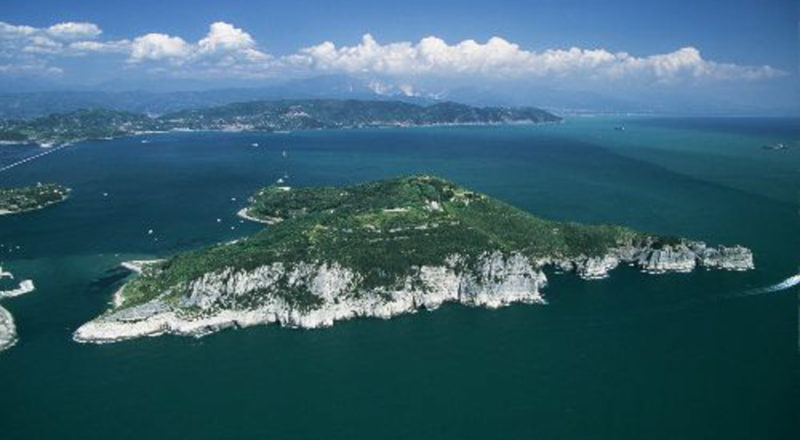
[126,22,270,72]
[47,22,102,40]
[22,35,63,54]
[198,22,255,53]
[130,33,191,62]
[69,39,131,54]
[0,22,36,38]
[294,34,784,82]
[0,20,786,85]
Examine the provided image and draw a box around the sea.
[0,116,798,439]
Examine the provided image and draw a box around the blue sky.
[0,0,797,112]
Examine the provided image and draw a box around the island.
[74,176,754,343]
[0,99,561,146]
[0,183,70,215]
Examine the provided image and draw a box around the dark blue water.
[0,118,797,439]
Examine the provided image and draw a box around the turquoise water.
[0,118,798,439]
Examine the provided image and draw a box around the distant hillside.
[0,99,561,146]
[161,99,560,131]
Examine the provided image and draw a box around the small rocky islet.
[73,176,754,343]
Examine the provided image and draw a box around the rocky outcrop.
[556,240,754,280]
[0,305,17,352]
[691,244,754,271]
[74,252,548,343]
[0,280,35,298]
[0,269,35,353]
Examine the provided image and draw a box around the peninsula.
[0,99,560,146]
[74,176,753,343]
[0,183,70,215]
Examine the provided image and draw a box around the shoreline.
[0,195,69,216]
[73,242,754,344]
[236,207,282,225]
[120,259,166,274]
[18,119,561,148]
[115,260,165,307]
[74,294,549,344]
[73,266,549,344]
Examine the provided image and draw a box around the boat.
[762,143,787,151]
[613,126,625,131]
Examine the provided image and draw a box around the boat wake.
[733,273,800,298]
[662,271,800,313]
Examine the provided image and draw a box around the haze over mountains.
[0,73,795,120]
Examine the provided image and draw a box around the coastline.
[120,259,166,274]
[74,253,549,343]
[19,119,560,148]
[73,242,753,344]
[74,291,549,344]
[236,207,282,225]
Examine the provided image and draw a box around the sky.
[0,0,798,113]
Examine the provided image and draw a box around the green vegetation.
[162,99,561,131]
[0,109,159,145]
[0,99,560,145]
[0,183,69,214]
[117,176,640,309]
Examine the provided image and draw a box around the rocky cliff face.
[73,241,754,344]
[74,252,547,343]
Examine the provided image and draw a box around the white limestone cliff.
[73,241,754,344]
